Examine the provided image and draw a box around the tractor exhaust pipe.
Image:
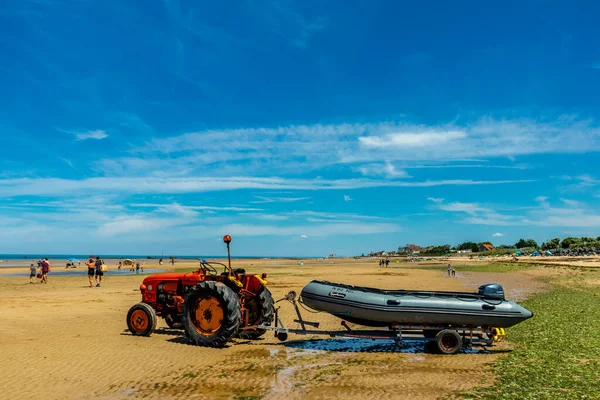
[223,235,232,274]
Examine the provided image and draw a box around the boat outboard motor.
[477,284,505,300]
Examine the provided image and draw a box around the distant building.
[457,249,472,254]
[405,244,422,254]
[479,243,495,252]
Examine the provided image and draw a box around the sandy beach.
[0,257,561,399]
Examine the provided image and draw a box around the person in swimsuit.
[85,257,95,287]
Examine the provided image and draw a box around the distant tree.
[515,238,538,249]
[421,245,451,256]
[497,244,514,250]
[541,238,561,250]
[581,237,595,246]
[456,241,479,252]
[560,237,581,249]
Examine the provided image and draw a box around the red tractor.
[126,235,274,347]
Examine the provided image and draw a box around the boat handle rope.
[298,297,322,314]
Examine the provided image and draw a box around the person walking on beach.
[94,256,104,287]
[447,263,452,277]
[29,264,37,284]
[40,258,50,283]
[85,257,95,287]
[135,261,140,274]
[385,259,390,268]
[117,261,122,270]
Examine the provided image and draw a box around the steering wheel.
[199,260,218,275]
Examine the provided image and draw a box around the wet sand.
[0,258,548,399]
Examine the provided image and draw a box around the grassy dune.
[464,278,600,399]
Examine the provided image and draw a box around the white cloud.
[0,176,533,197]
[359,130,467,148]
[92,116,600,177]
[131,203,261,212]
[61,158,75,168]
[357,162,411,178]
[250,196,311,204]
[492,232,504,237]
[300,234,308,238]
[97,217,168,236]
[427,197,444,203]
[436,196,600,229]
[560,198,581,207]
[75,130,108,141]
[252,214,289,221]
[438,202,488,215]
[344,195,352,202]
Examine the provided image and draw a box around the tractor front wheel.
[182,281,241,348]
[239,287,275,340]
[126,302,157,336]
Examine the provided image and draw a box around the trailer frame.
[257,290,506,354]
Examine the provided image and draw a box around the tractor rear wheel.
[239,287,275,340]
[182,281,241,348]
[127,302,157,336]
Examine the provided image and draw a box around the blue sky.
[1,0,600,256]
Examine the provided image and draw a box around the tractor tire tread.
[240,287,275,340]
[126,302,157,337]
[182,281,241,348]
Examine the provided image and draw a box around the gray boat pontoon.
[300,280,533,328]
[256,280,534,354]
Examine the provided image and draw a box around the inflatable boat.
[300,280,533,328]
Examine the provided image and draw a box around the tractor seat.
[221,268,246,276]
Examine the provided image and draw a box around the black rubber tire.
[276,332,288,342]
[126,302,157,336]
[239,287,275,340]
[182,281,241,348]
[434,329,462,355]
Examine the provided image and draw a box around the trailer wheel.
[182,281,241,348]
[126,302,157,336]
[276,332,288,342]
[434,329,462,355]
[239,287,275,340]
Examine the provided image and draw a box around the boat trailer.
[257,291,507,355]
